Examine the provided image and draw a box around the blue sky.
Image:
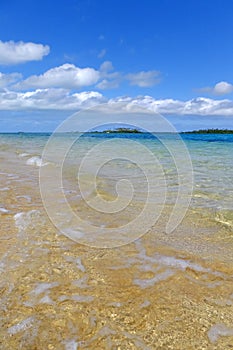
[0,0,233,131]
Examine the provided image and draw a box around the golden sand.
[0,151,233,349]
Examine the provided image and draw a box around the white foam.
[0,207,10,214]
[19,153,30,157]
[7,316,35,335]
[72,276,89,289]
[0,261,5,272]
[39,295,54,304]
[98,326,116,337]
[7,174,19,179]
[63,228,85,240]
[75,257,86,272]
[26,156,48,167]
[134,269,175,289]
[65,256,86,272]
[16,195,32,203]
[31,282,59,296]
[64,340,78,350]
[71,295,94,303]
[108,301,122,307]
[134,240,223,276]
[0,187,9,191]
[58,295,69,302]
[14,210,41,232]
[207,323,233,343]
[140,300,151,308]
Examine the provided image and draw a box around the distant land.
[91,128,233,134]
[92,127,142,134]
[182,129,233,134]
[12,128,233,134]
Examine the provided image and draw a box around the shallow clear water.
[0,132,233,349]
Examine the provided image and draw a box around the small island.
[92,127,143,134]
[182,128,233,134]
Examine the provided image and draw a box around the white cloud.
[213,81,233,95]
[199,81,233,96]
[0,72,22,88]
[11,61,162,92]
[0,88,104,110]
[141,96,233,115]
[0,41,50,65]
[100,61,114,72]
[14,64,100,90]
[126,70,161,87]
[96,79,120,90]
[97,62,121,89]
[1,87,233,116]
[107,96,233,116]
[15,61,120,91]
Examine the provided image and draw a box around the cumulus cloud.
[126,70,161,87]
[113,96,233,116]
[0,87,233,116]
[15,61,121,91]
[14,64,100,90]
[0,72,22,88]
[199,81,233,96]
[10,60,162,91]
[0,88,104,110]
[0,40,50,65]
[213,81,233,95]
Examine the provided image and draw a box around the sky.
[0,0,233,131]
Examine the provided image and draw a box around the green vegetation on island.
[182,129,233,134]
[92,127,143,133]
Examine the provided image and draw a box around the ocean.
[0,132,233,349]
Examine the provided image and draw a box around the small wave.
[14,210,42,232]
[0,187,9,191]
[16,195,32,203]
[18,152,30,158]
[0,207,10,214]
[26,156,48,167]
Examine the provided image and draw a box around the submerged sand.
[0,144,233,349]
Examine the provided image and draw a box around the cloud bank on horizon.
[0,38,233,131]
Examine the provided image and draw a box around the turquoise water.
[1,132,233,348]
[1,132,232,212]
